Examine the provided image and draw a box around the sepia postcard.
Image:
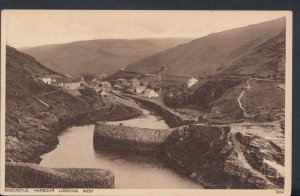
[0,10,292,196]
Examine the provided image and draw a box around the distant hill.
[126,17,286,79]
[21,38,193,76]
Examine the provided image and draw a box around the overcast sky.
[4,10,287,48]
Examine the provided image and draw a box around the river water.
[40,108,202,189]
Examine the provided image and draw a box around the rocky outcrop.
[5,162,114,188]
[162,124,282,189]
[164,79,241,110]
[235,132,284,187]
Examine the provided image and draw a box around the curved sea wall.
[121,94,195,127]
[5,162,114,188]
[93,122,173,152]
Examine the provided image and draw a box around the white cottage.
[135,86,146,94]
[144,89,158,98]
[187,77,198,88]
[41,77,52,84]
[41,74,63,85]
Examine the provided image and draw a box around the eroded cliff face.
[163,124,284,189]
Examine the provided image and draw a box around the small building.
[101,81,112,88]
[130,78,140,89]
[144,89,159,98]
[41,77,52,84]
[41,74,63,85]
[62,82,81,90]
[117,78,128,86]
[167,86,180,97]
[135,86,146,94]
[94,87,102,93]
[187,77,198,88]
[52,76,82,90]
[91,80,100,87]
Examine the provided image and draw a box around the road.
[215,75,284,82]
[37,89,61,96]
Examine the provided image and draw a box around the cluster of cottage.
[40,73,199,100]
[90,79,112,98]
[41,74,83,90]
[115,78,159,98]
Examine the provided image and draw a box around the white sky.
[3,10,288,48]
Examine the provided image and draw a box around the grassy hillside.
[21,38,193,76]
[126,17,286,79]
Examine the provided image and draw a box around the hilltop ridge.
[126,17,286,78]
[21,38,193,76]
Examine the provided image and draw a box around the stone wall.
[125,95,194,127]
[5,162,114,188]
[93,122,174,152]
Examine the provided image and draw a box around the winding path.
[237,78,252,118]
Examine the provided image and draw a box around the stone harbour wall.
[123,94,195,127]
[93,122,174,152]
[5,162,114,188]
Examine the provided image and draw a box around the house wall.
[101,82,112,88]
[135,86,146,94]
[63,82,81,90]
[130,79,140,88]
[144,90,158,98]
[41,78,52,84]
[187,78,198,88]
